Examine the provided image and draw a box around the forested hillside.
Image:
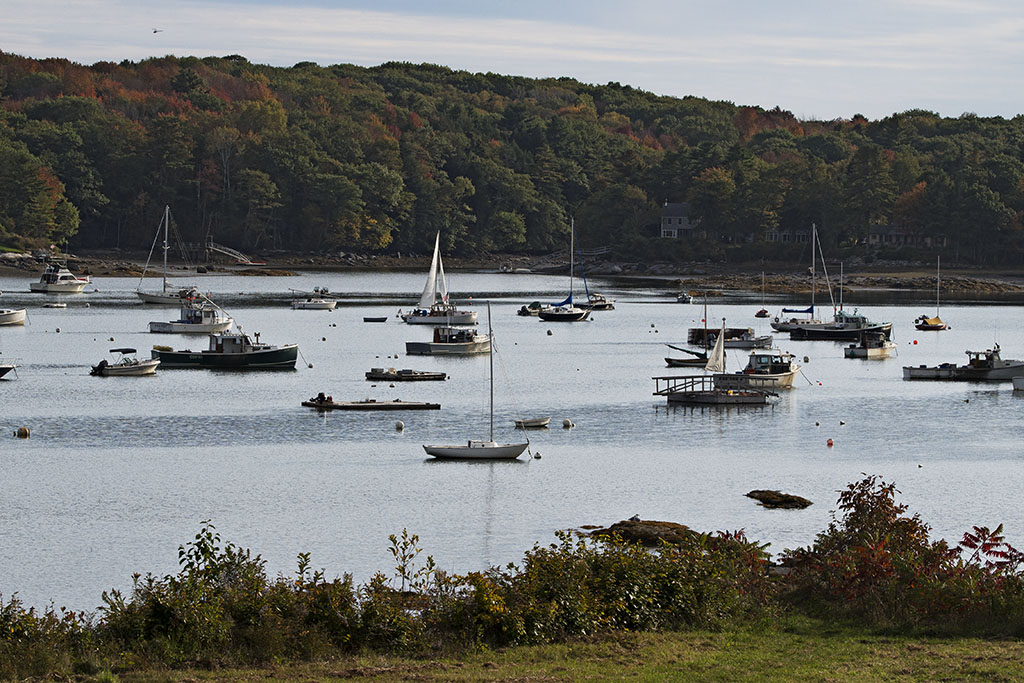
[1,51,1023,263]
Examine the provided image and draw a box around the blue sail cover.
[781,305,814,314]
[552,294,573,307]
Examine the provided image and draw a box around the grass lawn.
[115,618,1024,682]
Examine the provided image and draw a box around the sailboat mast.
[487,301,494,442]
[936,255,941,316]
[162,205,169,295]
[569,218,575,302]
[811,224,816,316]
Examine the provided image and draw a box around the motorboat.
[516,301,548,317]
[789,309,892,341]
[152,331,298,369]
[30,262,90,293]
[579,292,615,311]
[406,326,490,355]
[717,330,773,349]
[402,232,477,325]
[423,302,529,460]
[717,349,802,389]
[91,348,160,376]
[291,297,337,310]
[0,308,27,326]
[137,206,200,304]
[290,286,337,299]
[149,299,233,334]
[676,292,693,304]
[844,332,897,359]
[902,344,1024,381]
[365,368,447,381]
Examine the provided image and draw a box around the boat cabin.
[744,350,796,375]
[966,345,1003,369]
[433,326,481,343]
[38,263,88,285]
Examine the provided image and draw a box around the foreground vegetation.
[2,52,1024,263]
[4,476,1024,680]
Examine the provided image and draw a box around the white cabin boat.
[291,297,337,310]
[716,349,801,389]
[137,206,200,304]
[406,326,490,355]
[149,300,233,334]
[903,345,1024,381]
[30,262,90,293]
[845,332,897,359]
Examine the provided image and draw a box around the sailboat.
[914,256,947,331]
[538,218,591,322]
[665,292,710,367]
[755,272,769,317]
[422,302,529,460]
[137,206,200,305]
[771,224,825,331]
[402,232,478,325]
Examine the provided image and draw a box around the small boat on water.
[137,206,200,304]
[149,300,233,334]
[0,308,27,326]
[664,344,708,367]
[423,302,529,460]
[91,348,160,376]
[755,272,769,318]
[517,301,548,317]
[363,316,388,323]
[514,417,551,429]
[718,348,802,390]
[302,394,440,411]
[902,344,1024,381]
[789,309,893,341]
[676,292,693,304]
[538,219,591,323]
[402,232,478,326]
[579,292,615,311]
[290,286,337,299]
[365,367,447,381]
[152,331,298,369]
[844,332,897,359]
[291,297,337,310]
[406,326,490,356]
[914,257,947,331]
[30,261,90,293]
[0,357,17,379]
[718,330,773,349]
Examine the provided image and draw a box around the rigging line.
[815,230,836,310]
[137,211,165,289]
[492,335,532,456]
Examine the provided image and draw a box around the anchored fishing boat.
[903,344,1024,381]
[30,261,90,293]
[152,331,297,369]
[405,326,490,355]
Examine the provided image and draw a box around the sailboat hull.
[538,307,590,322]
[423,441,528,459]
[403,310,477,325]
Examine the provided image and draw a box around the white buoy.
[395,421,404,431]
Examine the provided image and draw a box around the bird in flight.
[152,28,163,33]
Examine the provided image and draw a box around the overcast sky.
[3,0,1023,120]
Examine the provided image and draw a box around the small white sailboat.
[423,303,529,460]
[771,224,824,331]
[137,205,200,305]
[402,232,477,325]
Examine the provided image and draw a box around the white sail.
[438,245,449,304]
[704,321,727,373]
[418,232,440,309]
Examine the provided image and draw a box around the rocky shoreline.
[3,249,1024,295]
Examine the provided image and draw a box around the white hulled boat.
[402,232,477,325]
[137,205,200,304]
[0,308,27,326]
[149,297,233,334]
[423,302,529,460]
[30,261,90,293]
[91,348,160,376]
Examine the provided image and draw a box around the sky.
[3,0,1024,121]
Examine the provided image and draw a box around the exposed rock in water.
[589,519,695,546]
[746,490,813,509]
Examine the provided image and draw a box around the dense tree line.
[1,51,1023,263]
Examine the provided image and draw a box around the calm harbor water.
[1,269,1022,611]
